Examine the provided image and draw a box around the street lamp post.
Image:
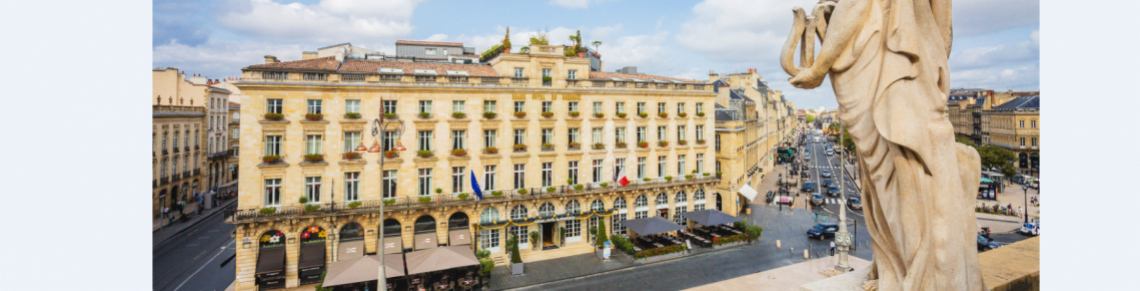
[1021,182,1030,224]
[353,107,406,291]
[834,118,852,272]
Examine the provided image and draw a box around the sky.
[153,0,1040,111]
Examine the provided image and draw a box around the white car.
[1018,223,1039,236]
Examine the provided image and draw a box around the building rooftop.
[396,40,464,47]
[992,95,1039,112]
[588,71,700,83]
[245,57,499,77]
[248,56,342,71]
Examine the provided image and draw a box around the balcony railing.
[241,71,713,92]
[160,177,169,185]
[225,176,719,223]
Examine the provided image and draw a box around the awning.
[405,246,481,275]
[621,216,685,236]
[980,177,994,184]
[450,229,472,246]
[414,233,438,250]
[339,240,364,261]
[682,209,743,226]
[738,184,758,202]
[322,254,406,287]
[255,247,286,275]
[299,243,326,269]
[384,254,405,278]
[383,236,403,254]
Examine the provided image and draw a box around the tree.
[595,219,609,248]
[510,235,522,264]
[955,135,976,148]
[529,32,549,45]
[592,40,601,53]
[828,123,840,132]
[503,27,512,49]
[842,127,856,153]
[575,30,583,52]
[806,114,815,123]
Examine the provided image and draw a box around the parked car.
[977,234,1001,252]
[802,164,810,171]
[804,154,811,162]
[807,223,838,240]
[1018,222,1039,236]
[847,197,862,210]
[829,185,840,196]
[821,170,832,178]
[827,149,834,156]
[978,226,992,241]
[801,171,810,178]
[766,190,776,203]
[811,193,824,206]
[802,181,815,192]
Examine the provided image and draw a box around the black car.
[802,164,810,171]
[807,223,839,240]
[802,181,815,192]
[801,171,810,178]
[765,190,776,203]
[977,234,1000,252]
[828,185,840,196]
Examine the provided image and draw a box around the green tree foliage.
[806,114,815,123]
[529,32,549,45]
[842,127,855,153]
[595,219,609,248]
[510,235,522,264]
[955,135,976,147]
[828,123,840,132]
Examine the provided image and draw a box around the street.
[152,210,235,291]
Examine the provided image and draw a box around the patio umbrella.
[322,254,406,287]
[405,245,480,275]
[682,209,742,226]
[621,216,686,236]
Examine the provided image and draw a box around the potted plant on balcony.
[384,150,397,158]
[542,143,553,150]
[347,201,362,208]
[716,171,723,178]
[696,139,706,145]
[384,112,397,119]
[452,149,467,157]
[703,172,711,177]
[262,155,281,163]
[517,189,528,195]
[665,176,673,182]
[542,111,554,118]
[345,112,361,119]
[513,144,527,152]
[529,231,541,251]
[658,112,668,118]
[304,154,324,162]
[452,112,466,119]
[342,152,361,160]
[659,141,668,147]
[639,112,649,118]
[383,198,396,206]
[546,187,556,193]
[417,150,433,158]
[510,235,525,275]
[419,196,432,203]
[483,112,497,119]
[484,147,498,154]
[678,140,687,146]
[492,190,503,197]
[542,76,552,86]
[574,184,585,191]
[593,143,604,149]
[259,207,277,215]
[600,182,609,187]
[679,112,687,118]
[305,113,324,121]
[685,174,693,180]
[696,112,705,117]
[638,141,649,148]
[458,193,470,200]
[514,111,527,118]
[263,112,284,121]
[615,141,627,148]
[569,111,580,117]
[643,177,652,182]
[418,112,431,118]
[593,112,604,118]
[569,142,581,149]
[617,112,627,118]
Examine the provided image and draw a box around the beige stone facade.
[153,69,213,218]
[227,45,729,290]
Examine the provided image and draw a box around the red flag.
[617,168,630,186]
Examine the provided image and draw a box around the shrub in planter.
[483,112,497,119]
[517,189,528,195]
[383,198,395,206]
[491,190,503,197]
[617,112,627,118]
[304,204,321,212]
[595,220,609,248]
[259,207,277,215]
[476,249,491,260]
[510,235,523,264]
[542,76,553,83]
[546,187,556,193]
[435,188,443,194]
[634,245,684,260]
[514,111,527,118]
[569,142,581,148]
[264,112,284,120]
[639,112,649,118]
[746,225,764,241]
[344,112,361,119]
[298,196,309,204]
[418,112,431,118]
[458,193,470,200]
[384,150,397,158]
[529,231,541,250]
[593,112,604,118]
[452,112,466,119]
[659,141,668,147]
[664,176,673,181]
[643,177,651,182]
[696,112,705,117]
[417,150,433,158]
[542,111,554,118]
[477,258,495,277]
[615,142,627,148]
[678,140,687,145]
[692,170,698,174]
[600,182,609,187]
[713,233,749,245]
[342,152,361,160]
[304,154,324,162]
[696,139,706,144]
[685,174,693,180]
[542,143,553,149]
[703,172,711,177]
[658,112,668,118]
[569,111,580,117]
[513,144,527,151]
[262,155,281,163]
[678,112,687,117]
[305,113,324,121]
[383,112,397,119]
[347,201,362,208]
[559,227,566,244]
[733,221,748,230]
[594,143,605,149]
[484,147,498,154]
[715,171,723,177]
[574,184,585,190]
[418,196,432,203]
[452,149,467,156]
[638,141,649,148]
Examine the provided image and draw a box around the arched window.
[566,200,581,213]
[675,191,687,203]
[539,202,556,216]
[635,195,648,208]
[448,212,470,230]
[259,230,285,248]
[591,199,605,212]
[480,207,500,224]
[613,197,627,209]
[414,215,436,234]
[694,189,706,201]
[340,222,364,241]
[300,226,326,244]
[656,192,668,205]
[510,205,528,220]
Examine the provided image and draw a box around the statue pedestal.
[799,267,869,291]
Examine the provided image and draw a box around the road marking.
[174,240,235,291]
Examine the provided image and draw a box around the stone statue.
[780,1,985,290]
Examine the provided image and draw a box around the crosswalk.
[808,165,846,170]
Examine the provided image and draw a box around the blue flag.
[470,170,483,200]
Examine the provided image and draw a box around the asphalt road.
[153,210,236,291]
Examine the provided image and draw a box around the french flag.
[614,167,630,187]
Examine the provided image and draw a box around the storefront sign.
[534,216,577,224]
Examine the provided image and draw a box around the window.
[614,197,627,210]
[566,200,581,213]
[613,212,627,233]
[658,156,666,177]
[484,130,496,149]
[418,100,432,115]
[160,160,166,178]
[307,99,322,114]
[267,99,282,114]
[616,102,625,114]
[383,100,397,115]
[696,125,704,141]
[542,68,551,78]
[514,68,524,78]
[637,127,646,143]
[418,168,432,197]
[638,157,646,179]
[344,132,361,153]
[264,179,281,206]
[510,205,529,244]
[1020,137,1026,146]
[539,202,555,216]
[542,129,553,145]
[514,164,525,189]
[568,70,577,79]
[656,193,669,208]
[568,161,579,184]
[696,103,703,115]
[635,195,648,208]
[483,100,497,113]
[697,154,705,174]
[592,128,603,145]
[677,103,685,114]
[568,101,579,113]
[592,159,603,183]
[514,101,525,113]
[677,126,686,142]
[480,207,501,249]
[452,167,465,193]
[658,126,667,142]
[1019,120,1024,128]
[265,135,282,156]
[678,155,686,175]
[569,128,580,145]
[1031,138,1037,147]
[715,135,721,151]
[675,192,688,224]
[452,130,466,150]
[616,127,626,143]
[453,100,465,114]
[305,135,322,155]
[637,102,646,115]
[513,129,526,146]
[425,48,436,55]
[566,219,581,238]
[443,49,449,55]
[162,133,167,150]
[232,128,239,139]
[418,131,432,151]
[305,177,321,203]
[542,162,553,187]
[1031,120,1037,128]
[658,102,666,114]
[484,165,496,190]
[542,101,552,113]
[173,132,179,150]
[345,100,360,114]
[381,170,396,199]
[615,158,625,180]
[716,161,721,175]
[383,131,396,151]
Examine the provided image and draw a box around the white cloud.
[950,30,1039,70]
[950,63,1040,91]
[548,0,611,9]
[214,0,421,44]
[424,34,449,41]
[153,39,305,79]
[675,0,819,65]
[953,0,1039,36]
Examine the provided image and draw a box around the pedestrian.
[830,241,836,256]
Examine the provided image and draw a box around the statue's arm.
[789,0,871,89]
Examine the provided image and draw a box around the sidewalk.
[488,251,636,290]
[153,198,237,247]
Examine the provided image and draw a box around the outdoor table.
[634,247,642,252]
[654,243,663,247]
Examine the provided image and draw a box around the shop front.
[298,226,326,285]
[338,223,364,261]
[413,215,438,251]
[447,212,471,247]
[255,230,286,290]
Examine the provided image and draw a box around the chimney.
[302,51,317,60]
[264,55,279,64]
[715,82,731,107]
[709,70,719,83]
[189,74,207,85]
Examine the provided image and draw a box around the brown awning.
[449,229,471,246]
[384,253,405,278]
[414,233,438,250]
[299,243,326,269]
[405,245,480,275]
[383,236,403,254]
[339,240,364,261]
[323,254,407,287]
[255,247,286,275]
